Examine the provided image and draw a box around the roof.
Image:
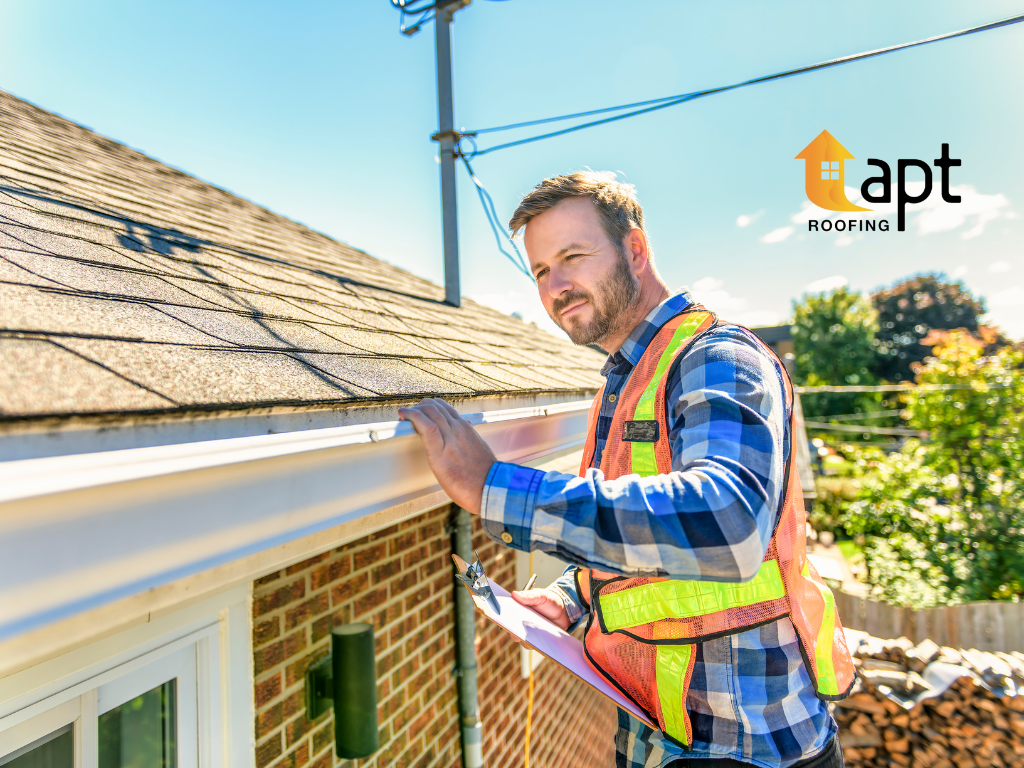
[0,91,605,422]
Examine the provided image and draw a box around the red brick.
[254,617,281,648]
[378,647,403,675]
[330,572,369,605]
[310,556,352,591]
[311,720,334,756]
[390,615,418,645]
[284,650,324,689]
[281,630,307,662]
[371,523,401,541]
[391,531,418,554]
[419,521,442,542]
[255,674,282,708]
[284,592,330,631]
[307,749,332,768]
[282,689,305,720]
[254,577,306,617]
[270,742,309,768]
[285,714,311,748]
[254,641,283,676]
[255,701,283,740]
[403,585,431,613]
[287,551,329,576]
[403,545,429,570]
[391,570,420,596]
[353,542,387,571]
[353,586,388,618]
[391,656,421,688]
[256,735,283,768]
[371,557,402,585]
[255,572,281,588]
[311,605,352,643]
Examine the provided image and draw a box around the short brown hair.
[508,171,648,257]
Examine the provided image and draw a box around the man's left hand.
[398,398,497,515]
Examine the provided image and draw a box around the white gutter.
[0,400,591,643]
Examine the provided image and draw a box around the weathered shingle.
[0,90,605,420]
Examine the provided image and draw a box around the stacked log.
[835,635,1024,767]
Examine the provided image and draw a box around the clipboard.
[452,554,657,729]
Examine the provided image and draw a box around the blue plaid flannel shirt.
[481,292,836,768]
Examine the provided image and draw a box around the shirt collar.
[599,290,694,377]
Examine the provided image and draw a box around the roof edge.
[0,389,598,462]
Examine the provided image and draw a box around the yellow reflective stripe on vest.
[656,644,692,744]
[802,561,840,696]
[600,559,786,631]
[629,313,710,476]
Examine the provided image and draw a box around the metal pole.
[451,506,483,768]
[434,1,462,307]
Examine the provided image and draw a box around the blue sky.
[3,0,1023,337]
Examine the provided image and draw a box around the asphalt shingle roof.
[0,91,605,420]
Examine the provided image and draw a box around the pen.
[524,573,538,590]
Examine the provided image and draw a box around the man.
[399,171,852,768]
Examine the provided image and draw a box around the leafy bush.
[842,333,1024,603]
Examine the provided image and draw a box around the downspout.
[451,506,484,768]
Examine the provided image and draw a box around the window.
[0,724,73,768]
[1,637,203,768]
[821,161,840,180]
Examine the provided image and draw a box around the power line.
[804,422,925,436]
[463,11,1024,157]
[813,410,904,421]
[796,383,1011,393]
[459,154,532,278]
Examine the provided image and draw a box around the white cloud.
[473,289,564,338]
[951,265,968,278]
[990,261,1012,273]
[686,278,779,327]
[835,234,856,247]
[760,226,795,244]
[986,286,1024,340]
[689,277,746,313]
[736,209,764,228]
[804,275,848,294]
[731,309,784,327]
[988,286,1024,309]
[786,182,1014,240]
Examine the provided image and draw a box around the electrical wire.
[796,383,1011,393]
[804,422,924,436]
[458,150,533,278]
[464,11,1024,157]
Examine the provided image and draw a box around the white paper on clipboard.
[454,556,656,728]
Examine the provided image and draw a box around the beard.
[551,254,640,347]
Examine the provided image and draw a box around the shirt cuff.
[549,567,587,632]
[480,461,545,551]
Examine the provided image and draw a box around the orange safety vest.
[575,308,856,748]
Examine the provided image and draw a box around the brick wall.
[472,528,618,768]
[252,504,616,768]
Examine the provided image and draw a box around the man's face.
[524,197,640,346]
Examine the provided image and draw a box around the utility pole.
[430,0,470,307]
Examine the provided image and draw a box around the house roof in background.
[0,91,605,422]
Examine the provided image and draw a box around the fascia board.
[0,400,590,643]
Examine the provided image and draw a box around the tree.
[843,332,1024,604]
[792,287,883,420]
[871,273,987,382]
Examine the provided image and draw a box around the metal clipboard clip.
[452,551,500,614]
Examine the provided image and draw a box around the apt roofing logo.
[795,130,962,231]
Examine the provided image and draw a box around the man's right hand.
[511,588,571,631]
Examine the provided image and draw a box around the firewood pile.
[836,633,1024,767]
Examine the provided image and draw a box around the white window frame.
[0,586,253,768]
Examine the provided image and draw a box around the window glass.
[98,680,177,768]
[0,725,73,768]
